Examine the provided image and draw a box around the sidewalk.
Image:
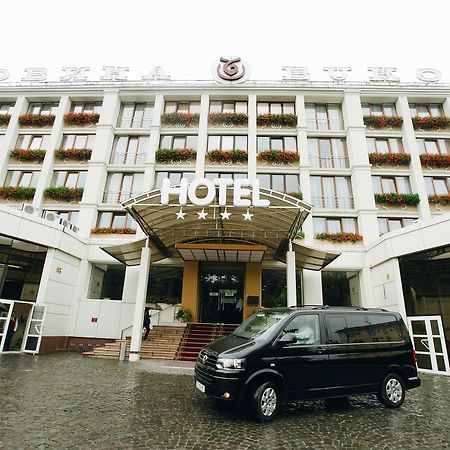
[137,358,195,375]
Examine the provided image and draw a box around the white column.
[302,270,323,305]
[129,244,151,362]
[286,242,297,307]
[392,258,407,321]
[195,94,209,177]
[396,96,431,221]
[247,94,257,179]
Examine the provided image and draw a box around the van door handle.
[316,347,326,354]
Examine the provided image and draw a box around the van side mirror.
[278,332,296,346]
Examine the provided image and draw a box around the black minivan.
[195,306,420,422]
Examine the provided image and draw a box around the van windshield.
[233,310,289,340]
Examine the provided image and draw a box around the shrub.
[54,148,92,161]
[0,186,36,200]
[64,112,99,125]
[155,148,196,162]
[363,115,403,128]
[44,187,84,202]
[257,150,299,164]
[91,227,136,235]
[419,153,450,168]
[428,194,450,205]
[209,113,248,125]
[161,112,199,127]
[175,307,192,323]
[207,149,248,163]
[368,153,411,166]
[316,232,363,243]
[10,149,46,162]
[257,114,297,127]
[0,114,11,126]
[19,114,55,127]
[374,193,420,206]
[412,116,450,130]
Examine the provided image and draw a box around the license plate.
[196,381,205,393]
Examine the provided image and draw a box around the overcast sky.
[3,0,450,83]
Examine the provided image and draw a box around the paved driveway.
[1,353,449,449]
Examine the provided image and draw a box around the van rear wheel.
[378,373,405,408]
[251,381,279,422]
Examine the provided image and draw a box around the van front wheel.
[252,381,279,422]
[378,373,405,408]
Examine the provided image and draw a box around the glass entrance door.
[199,264,244,324]
[0,301,12,351]
[23,305,46,354]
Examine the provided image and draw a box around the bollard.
[118,339,127,361]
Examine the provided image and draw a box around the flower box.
[0,114,11,126]
[10,149,46,162]
[368,153,411,166]
[19,114,55,127]
[419,153,450,168]
[257,150,299,164]
[428,194,450,205]
[0,186,36,200]
[55,148,92,161]
[156,148,196,163]
[207,149,248,163]
[374,193,420,206]
[363,115,403,128]
[91,227,136,235]
[64,112,99,125]
[161,112,199,127]
[44,186,84,202]
[257,114,297,128]
[209,113,248,126]
[412,116,450,130]
[315,232,363,243]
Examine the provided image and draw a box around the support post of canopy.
[286,240,297,307]
[129,240,151,362]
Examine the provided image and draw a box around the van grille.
[197,349,218,370]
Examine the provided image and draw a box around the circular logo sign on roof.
[214,56,249,84]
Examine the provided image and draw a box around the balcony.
[109,152,147,165]
[307,119,342,131]
[311,196,354,209]
[116,117,152,128]
[103,191,139,203]
[309,156,349,169]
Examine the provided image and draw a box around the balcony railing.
[109,152,147,165]
[307,119,343,131]
[309,156,349,169]
[103,191,139,203]
[311,196,354,209]
[116,117,152,128]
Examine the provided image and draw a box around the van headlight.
[216,358,245,370]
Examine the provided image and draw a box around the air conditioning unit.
[21,203,40,216]
[43,211,62,223]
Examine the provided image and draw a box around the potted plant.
[0,186,36,200]
[208,113,248,126]
[316,232,363,243]
[207,149,248,163]
[363,115,403,128]
[175,307,192,323]
[419,153,450,168]
[55,148,92,161]
[64,112,100,126]
[44,186,84,202]
[412,116,450,130]
[257,150,299,165]
[161,112,199,127]
[374,193,420,206]
[155,148,196,163]
[10,149,46,162]
[19,114,55,127]
[368,153,411,166]
[91,227,136,235]
[257,114,297,128]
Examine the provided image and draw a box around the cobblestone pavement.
[0,353,449,450]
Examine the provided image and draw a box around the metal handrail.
[109,152,147,165]
[306,119,343,130]
[311,195,354,209]
[309,156,349,168]
[116,117,152,128]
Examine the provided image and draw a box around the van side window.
[281,314,320,346]
[367,314,404,342]
[326,314,370,344]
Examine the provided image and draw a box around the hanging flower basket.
[412,116,450,130]
[156,148,196,163]
[91,227,136,235]
[208,113,248,126]
[0,114,11,126]
[257,150,299,164]
[207,149,248,163]
[368,153,411,166]
[363,115,403,128]
[0,186,36,200]
[419,153,450,168]
[64,112,99,125]
[10,149,46,162]
[55,148,92,161]
[161,113,199,127]
[428,194,450,205]
[19,114,55,127]
[44,186,84,202]
[257,114,297,128]
[316,232,363,243]
[374,193,420,206]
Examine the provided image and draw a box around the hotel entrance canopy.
[102,186,340,270]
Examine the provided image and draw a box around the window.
[207,135,247,151]
[117,102,154,128]
[16,135,50,150]
[378,217,416,235]
[205,172,247,181]
[88,264,126,300]
[257,136,297,152]
[372,176,411,194]
[5,170,39,188]
[28,102,59,116]
[310,176,353,208]
[154,171,195,188]
[308,138,348,168]
[326,313,370,344]
[367,314,403,342]
[164,101,200,114]
[43,210,79,225]
[210,101,248,114]
[409,103,443,118]
[104,173,143,203]
[424,177,450,196]
[0,103,15,115]
[305,103,343,130]
[146,266,183,303]
[313,217,357,234]
[362,103,397,117]
[110,136,149,165]
[70,101,102,114]
[281,315,320,346]
[262,269,302,308]
[257,102,295,115]
[159,135,198,150]
[61,134,95,149]
[366,138,403,154]
[96,212,137,230]
[51,171,87,188]
[416,139,450,155]
[257,173,300,193]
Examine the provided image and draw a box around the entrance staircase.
[176,323,238,362]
